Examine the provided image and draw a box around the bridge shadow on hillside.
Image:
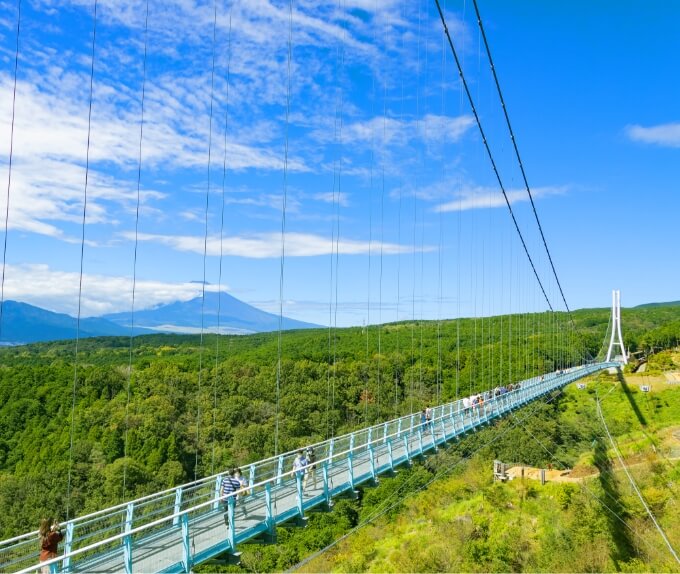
[593,437,636,567]
[617,370,647,427]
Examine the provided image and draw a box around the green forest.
[297,371,680,573]
[0,302,679,563]
[203,354,680,573]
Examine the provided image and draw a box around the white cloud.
[626,122,680,148]
[0,65,310,241]
[437,185,566,212]
[0,0,469,249]
[0,73,304,172]
[313,191,349,207]
[316,113,474,148]
[0,153,165,240]
[125,230,418,258]
[1,263,228,317]
[418,114,476,144]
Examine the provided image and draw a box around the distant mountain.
[634,301,680,309]
[0,300,136,344]
[102,291,320,334]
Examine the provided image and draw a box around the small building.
[493,460,508,481]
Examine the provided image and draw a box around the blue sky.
[0,0,677,326]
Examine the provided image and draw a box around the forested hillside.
[197,359,680,573]
[299,370,680,573]
[0,304,678,540]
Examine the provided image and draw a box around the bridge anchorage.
[0,363,622,574]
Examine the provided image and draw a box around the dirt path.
[505,466,591,482]
[505,444,680,484]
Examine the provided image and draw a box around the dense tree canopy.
[1,304,679,538]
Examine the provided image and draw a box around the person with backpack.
[39,517,63,574]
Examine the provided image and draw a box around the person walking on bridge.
[305,446,317,490]
[220,469,241,526]
[234,468,249,517]
[292,450,308,491]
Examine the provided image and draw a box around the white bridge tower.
[606,289,627,364]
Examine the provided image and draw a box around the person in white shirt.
[292,450,308,490]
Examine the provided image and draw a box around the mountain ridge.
[0,292,320,344]
[0,300,136,344]
[633,300,680,309]
[102,291,319,334]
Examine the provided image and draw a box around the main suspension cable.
[434,0,554,312]
[471,0,580,334]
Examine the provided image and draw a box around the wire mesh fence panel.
[181,482,214,512]
[133,492,177,527]
[0,536,41,573]
[71,508,128,551]
[70,533,127,572]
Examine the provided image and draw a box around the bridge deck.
[0,363,617,574]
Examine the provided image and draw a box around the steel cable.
[212,10,233,475]
[275,0,294,455]
[122,0,150,498]
[67,0,98,520]
[194,0,219,481]
[597,395,680,565]
[290,386,574,572]
[0,0,22,343]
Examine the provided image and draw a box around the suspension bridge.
[0,0,641,571]
[0,362,620,573]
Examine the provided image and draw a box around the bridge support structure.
[606,289,628,364]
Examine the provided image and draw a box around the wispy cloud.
[125,230,419,258]
[0,71,306,241]
[314,113,474,148]
[313,191,350,207]
[0,153,164,240]
[625,122,680,148]
[437,185,566,212]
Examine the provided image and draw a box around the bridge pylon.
[605,289,627,364]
